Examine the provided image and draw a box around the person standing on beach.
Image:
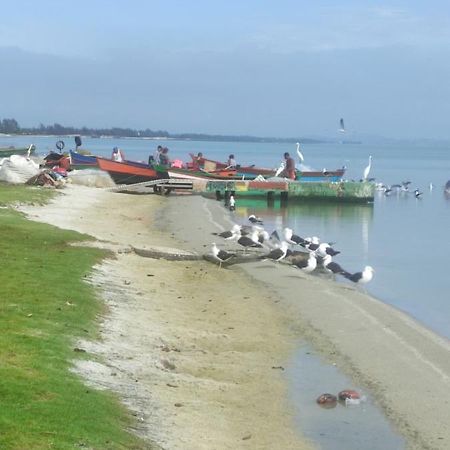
[282,152,296,180]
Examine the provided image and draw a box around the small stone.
[174,403,183,407]
[242,434,252,440]
[74,347,86,353]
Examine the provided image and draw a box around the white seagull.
[344,266,374,284]
[259,241,289,262]
[293,253,317,273]
[211,243,236,268]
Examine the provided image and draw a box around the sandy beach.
[19,185,450,450]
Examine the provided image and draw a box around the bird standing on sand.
[211,243,236,268]
[212,224,241,240]
[321,255,349,276]
[293,253,317,273]
[283,227,307,246]
[237,230,263,252]
[344,266,374,284]
[316,242,341,258]
[259,241,289,262]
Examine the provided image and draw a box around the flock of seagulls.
[210,215,375,286]
[375,180,424,198]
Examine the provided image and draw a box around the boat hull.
[69,150,98,169]
[204,180,375,203]
[96,158,167,184]
[0,145,36,158]
[188,154,345,181]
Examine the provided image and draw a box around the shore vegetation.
[0,185,150,450]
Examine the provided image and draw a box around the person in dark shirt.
[226,154,237,169]
[282,152,296,180]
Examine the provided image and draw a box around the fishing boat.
[153,164,243,181]
[0,144,35,158]
[187,154,345,182]
[96,157,168,184]
[69,150,98,169]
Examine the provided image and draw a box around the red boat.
[96,158,168,185]
[187,153,345,181]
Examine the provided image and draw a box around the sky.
[2,1,450,139]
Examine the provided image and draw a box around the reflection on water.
[234,199,374,223]
[233,199,374,260]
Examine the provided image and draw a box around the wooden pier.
[203,179,375,203]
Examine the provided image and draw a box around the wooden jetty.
[203,179,375,203]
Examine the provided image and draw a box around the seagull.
[283,227,308,246]
[321,255,349,276]
[344,266,375,284]
[363,155,372,181]
[237,230,263,252]
[212,224,241,240]
[293,253,317,273]
[304,236,320,252]
[211,243,236,268]
[316,242,341,258]
[414,188,423,198]
[259,241,289,262]
[257,229,270,244]
[248,214,263,225]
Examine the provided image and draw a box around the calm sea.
[2,135,450,340]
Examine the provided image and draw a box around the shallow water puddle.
[286,346,405,450]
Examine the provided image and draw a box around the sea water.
[3,134,448,340]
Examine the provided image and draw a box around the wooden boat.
[96,157,168,184]
[69,150,98,169]
[187,153,345,182]
[153,164,242,181]
[0,144,35,158]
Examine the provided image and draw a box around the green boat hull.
[0,145,36,158]
[204,180,375,203]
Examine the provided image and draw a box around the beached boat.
[0,144,35,158]
[96,157,168,184]
[187,154,345,182]
[69,150,98,169]
[153,164,243,181]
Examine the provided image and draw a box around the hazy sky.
[2,1,450,139]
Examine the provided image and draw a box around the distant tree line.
[0,117,325,144]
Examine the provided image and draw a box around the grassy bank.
[0,185,150,450]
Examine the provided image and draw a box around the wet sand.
[20,186,450,450]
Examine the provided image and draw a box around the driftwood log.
[132,246,202,261]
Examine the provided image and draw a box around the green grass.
[0,182,57,206]
[0,185,152,449]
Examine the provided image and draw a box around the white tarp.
[0,155,40,184]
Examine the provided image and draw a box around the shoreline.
[19,186,450,450]
[19,185,312,450]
